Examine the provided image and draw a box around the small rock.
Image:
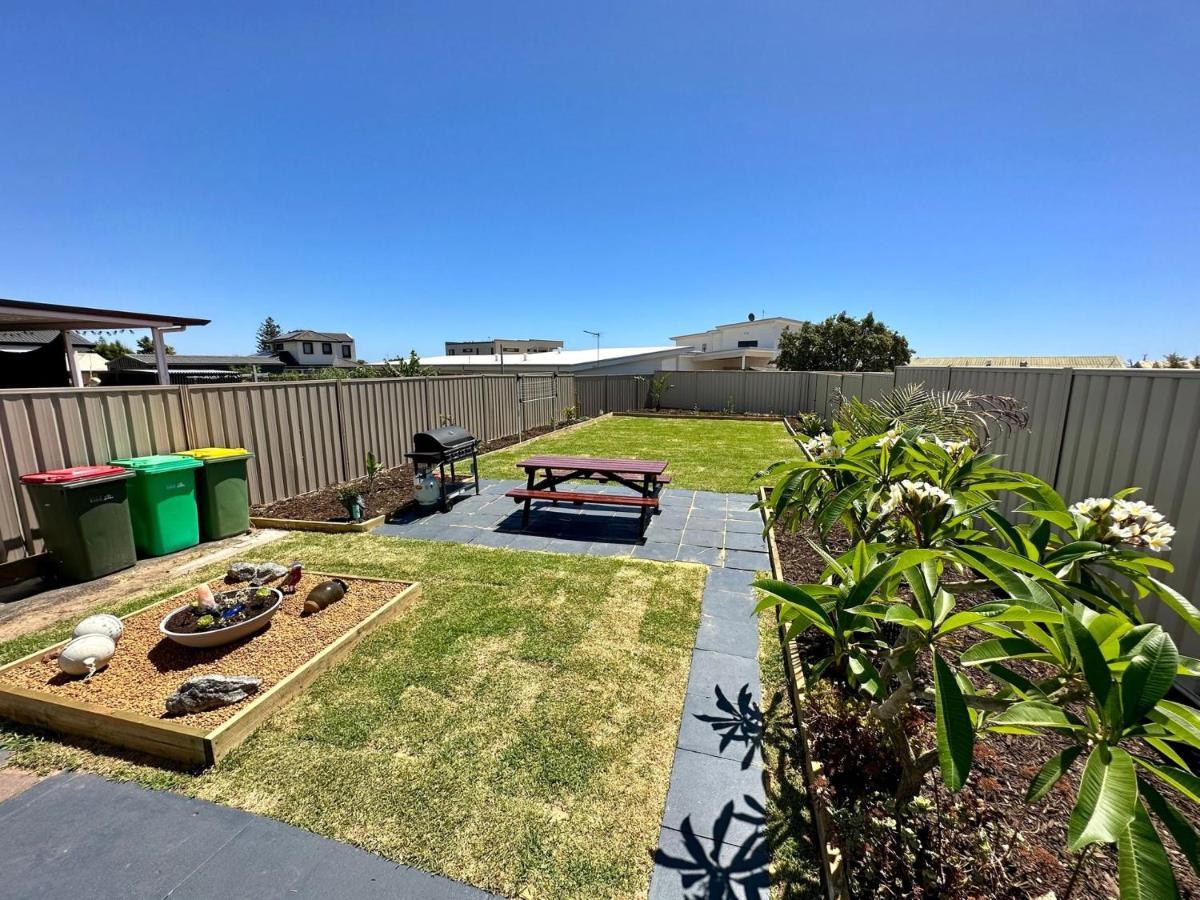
[226,561,288,584]
[165,675,262,715]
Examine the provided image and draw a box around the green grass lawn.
[478,415,798,494]
[0,533,706,900]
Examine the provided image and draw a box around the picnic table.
[505,455,671,536]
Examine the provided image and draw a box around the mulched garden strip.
[772,523,1200,899]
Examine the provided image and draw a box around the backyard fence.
[646,365,1200,657]
[0,374,577,562]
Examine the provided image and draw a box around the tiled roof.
[277,330,354,342]
[0,329,95,348]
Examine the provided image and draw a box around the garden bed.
[617,408,785,421]
[768,522,1200,899]
[251,467,417,529]
[0,572,419,766]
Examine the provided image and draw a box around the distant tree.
[93,337,133,361]
[136,335,175,355]
[1164,352,1187,369]
[255,317,283,353]
[391,350,432,377]
[1192,355,1200,369]
[775,312,912,372]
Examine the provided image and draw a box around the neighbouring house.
[670,315,806,370]
[0,297,209,388]
[418,345,692,375]
[106,353,288,385]
[910,355,1126,368]
[444,338,563,356]
[270,330,358,369]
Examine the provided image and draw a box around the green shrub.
[754,427,1200,897]
[792,411,826,437]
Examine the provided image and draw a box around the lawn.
[0,533,706,900]
[478,415,798,494]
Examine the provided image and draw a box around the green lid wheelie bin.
[172,447,254,540]
[109,454,203,557]
[19,465,138,582]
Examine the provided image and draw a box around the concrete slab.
[649,824,770,900]
[661,749,766,844]
[696,616,759,659]
[677,546,722,566]
[681,529,723,549]
[723,550,769,572]
[685,649,761,708]
[677,684,763,769]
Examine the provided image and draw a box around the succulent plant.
[194,614,215,630]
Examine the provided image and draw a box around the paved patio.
[377,479,772,900]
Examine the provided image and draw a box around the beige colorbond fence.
[647,365,1200,656]
[0,374,577,562]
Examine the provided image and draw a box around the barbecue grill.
[405,425,480,511]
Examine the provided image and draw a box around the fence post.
[334,379,350,483]
[178,384,196,450]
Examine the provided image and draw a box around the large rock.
[226,561,288,584]
[165,675,262,716]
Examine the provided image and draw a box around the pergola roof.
[0,297,209,332]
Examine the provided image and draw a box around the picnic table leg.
[521,467,535,527]
[547,467,558,505]
[638,474,653,536]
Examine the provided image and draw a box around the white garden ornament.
[57,633,116,678]
[73,613,124,644]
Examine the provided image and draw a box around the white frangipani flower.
[802,432,843,460]
[1068,495,1174,552]
[878,479,953,517]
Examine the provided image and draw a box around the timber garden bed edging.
[249,514,386,534]
[616,409,790,423]
[758,486,850,900]
[0,572,421,767]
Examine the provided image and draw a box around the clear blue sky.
[1,2,1196,362]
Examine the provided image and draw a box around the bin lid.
[110,454,203,474]
[20,464,133,485]
[174,447,251,461]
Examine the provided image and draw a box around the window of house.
[701,343,707,352]
[341,344,352,359]
[737,340,759,348]
[503,347,518,352]
[273,342,283,351]
[302,342,314,354]
[321,342,332,354]
[449,349,455,355]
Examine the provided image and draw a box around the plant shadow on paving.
[655,796,771,900]
[692,684,763,770]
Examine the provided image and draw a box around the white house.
[418,345,691,375]
[671,315,803,370]
[271,330,358,369]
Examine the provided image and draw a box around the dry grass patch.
[0,532,705,900]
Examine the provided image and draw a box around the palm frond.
[832,384,1029,446]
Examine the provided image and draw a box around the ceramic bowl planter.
[159,589,283,649]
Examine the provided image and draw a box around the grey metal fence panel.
[186,381,346,506]
[896,366,950,393]
[1051,370,1200,655]
[0,386,189,560]
[574,377,605,417]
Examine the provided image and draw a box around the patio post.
[62,330,83,387]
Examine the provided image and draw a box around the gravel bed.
[0,574,413,731]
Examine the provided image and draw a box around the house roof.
[910,355,1126,369]
[0,297,209,331]
[670,316,804,340]
[417,346,686,370]
[277,330,354,343]
[0,329,95,349]
[114,354,286,369]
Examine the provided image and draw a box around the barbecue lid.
[412,425,476,450]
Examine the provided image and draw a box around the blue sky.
[1,2,1196,361]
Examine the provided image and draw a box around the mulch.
[772,524,1200,899]
[251,468,416,523]
[0,573,413,731]
[618,409,784,421]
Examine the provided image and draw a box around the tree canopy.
[774,312,912,372]
[135,335,175,355]
[92,337,133,361]
[255,316,283,353]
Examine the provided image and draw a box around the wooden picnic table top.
[517,455,670,475]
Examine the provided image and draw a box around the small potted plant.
[337,485,366,522]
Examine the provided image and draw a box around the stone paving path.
[377,480,772,899]
[0,770,497,899]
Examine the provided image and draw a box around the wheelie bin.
[172,447,254,540]
[19,465,137,581]
[109,454,203,556]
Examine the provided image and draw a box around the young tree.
[1164,352,1187,368]
[92,337,133,361]
[255,317,283,353]
[774,312,912,372]
[135,335,174,355]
